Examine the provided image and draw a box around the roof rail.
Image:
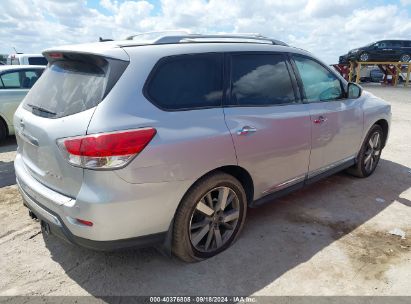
[153,34,288,46]
[126,30,192,41]
[123,32,288,46]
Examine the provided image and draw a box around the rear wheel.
[400,54,410,62]
[0,119,7,143]
[172,172,247,262]
[347,125,384,178]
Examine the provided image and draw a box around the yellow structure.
[348,61,411,87]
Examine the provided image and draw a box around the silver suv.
[14,34,391,262]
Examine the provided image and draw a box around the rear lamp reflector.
[49,53,63,59]
[76,219,93,226]
[57,128,156,169]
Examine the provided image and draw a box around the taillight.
[76,219,93,226]
[57,128,156,169]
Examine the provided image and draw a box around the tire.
[172,172,247,262]
[359,52,370,62]
[0,119,7,143]
[347,125,384,178]
[400,54,410,63]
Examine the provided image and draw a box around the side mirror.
[347,82,362,99]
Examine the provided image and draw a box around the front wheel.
[172,172,247,262]
[347,125,384,178]
[359,52,370,62]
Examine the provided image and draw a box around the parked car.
[6,54,48,66]
[347,40,411,62]
[349,66,381,82]
[0,65,45,142]
[0,54,7,65]
[14,34,391,262]
[351,66,400,83]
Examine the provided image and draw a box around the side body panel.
[307,98,364,175]
[224,105,311,199]
[0,89,28,135]
[359,90,392,145]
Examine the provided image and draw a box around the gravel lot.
[0,85,410,297]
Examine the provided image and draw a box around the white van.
[6,54,48,66]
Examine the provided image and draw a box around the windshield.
[364,42,376,47]
[22,60,106,118]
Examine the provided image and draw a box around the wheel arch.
[374,119,389,148]
[0,114,9,136]
[162,165,254,257]
[178,165,255,210]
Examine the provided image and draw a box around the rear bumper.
[14,153,193,249]
[18,178,166,250]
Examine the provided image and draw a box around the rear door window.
[229,53,296,106]
[145,53,223,110]
[22,61,106,118]
[389,41,403,48]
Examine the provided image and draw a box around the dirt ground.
[0,84,410,297]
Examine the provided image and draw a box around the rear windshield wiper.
[26,104,57,116]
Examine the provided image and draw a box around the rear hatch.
[14,49,129,197]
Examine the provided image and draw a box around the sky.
[0,0,410,64]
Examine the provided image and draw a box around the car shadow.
[0,137,17,187]
[43,158,411,297]
[0,136,17,153]
[0,161,15,187]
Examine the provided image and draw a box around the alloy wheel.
[363,131,381,173]
[360,53,369,62]
[189,187,240,253]
[400,54,410,62]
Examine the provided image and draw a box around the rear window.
[28,57,48,65]
[23,61,106,118]
[145,53,223,110]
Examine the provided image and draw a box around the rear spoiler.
[42,42,130,62]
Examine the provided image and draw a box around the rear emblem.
[45,171,63,180]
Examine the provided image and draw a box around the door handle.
[313,116,327,124]
[237,126,257,135]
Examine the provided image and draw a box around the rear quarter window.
[145,53,223,111]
